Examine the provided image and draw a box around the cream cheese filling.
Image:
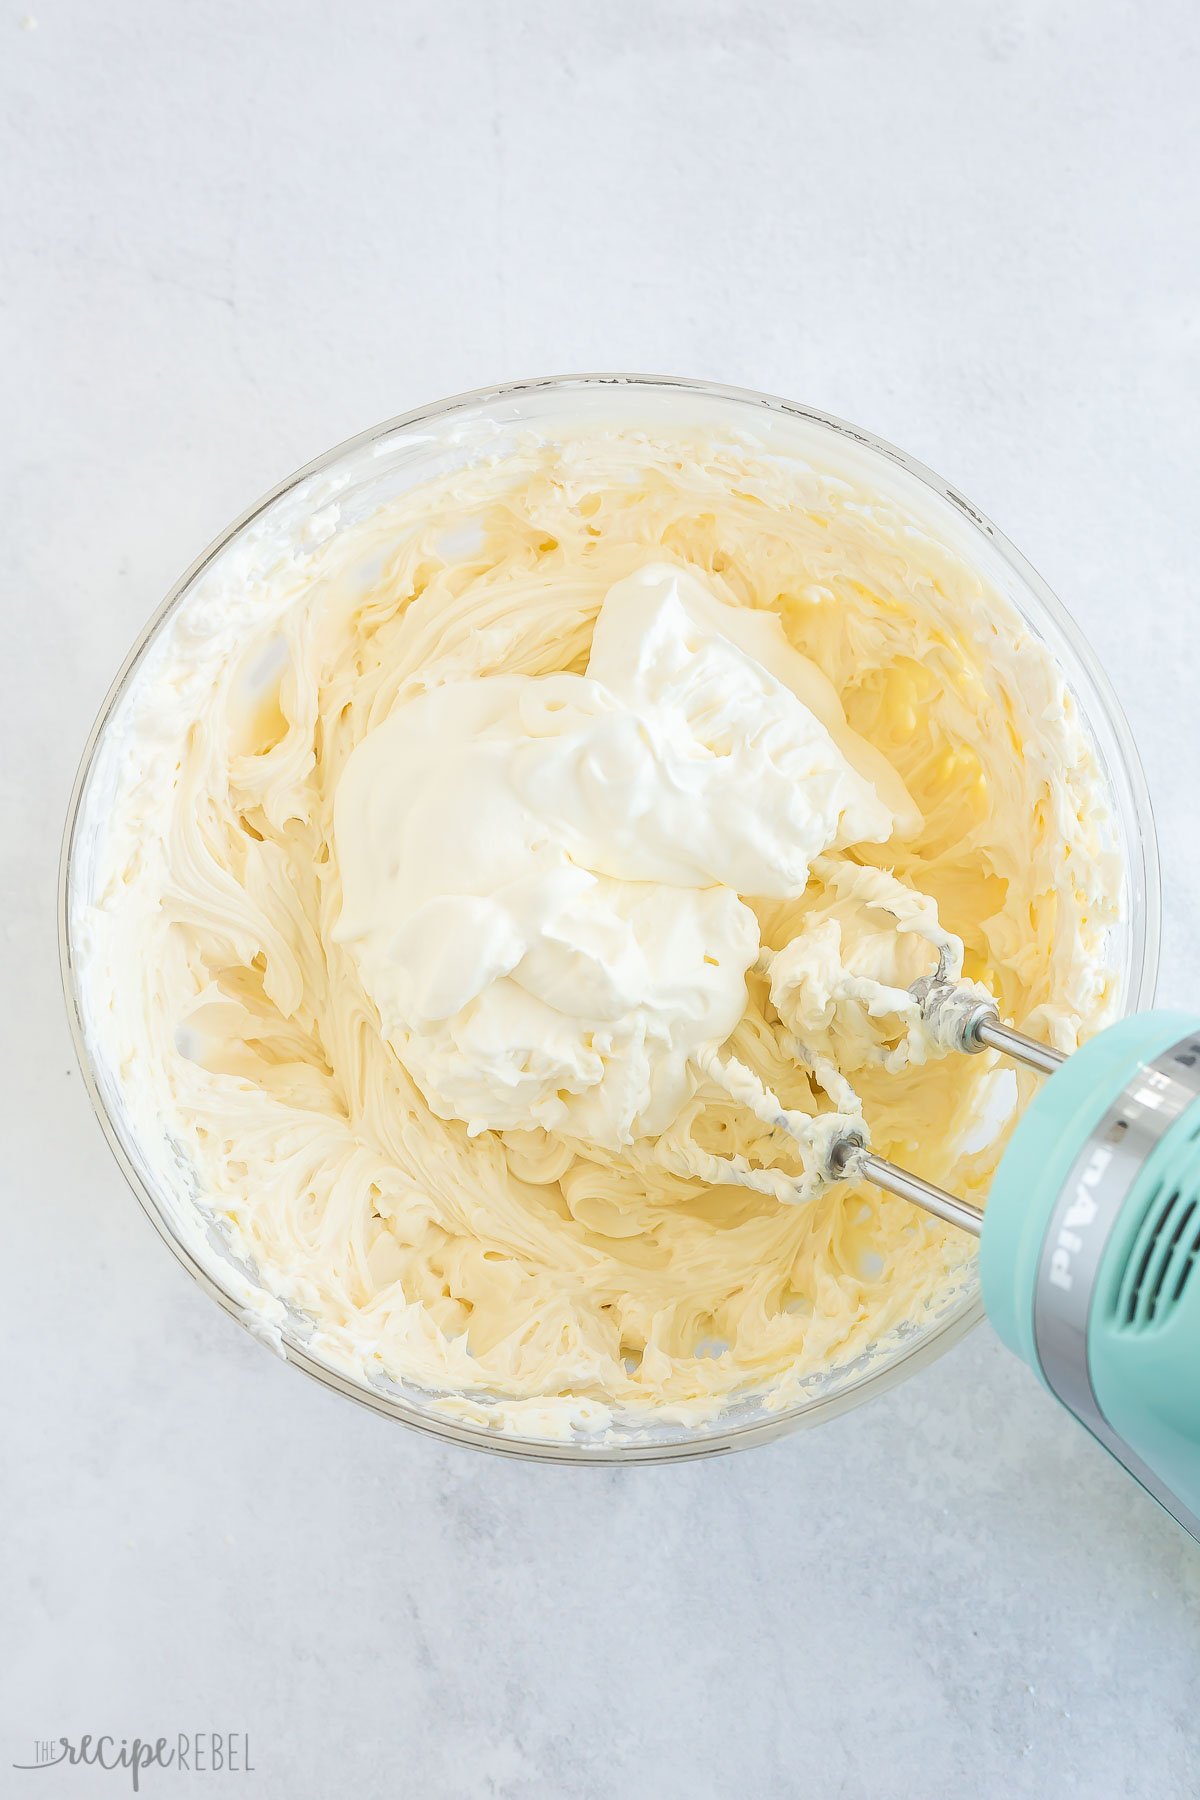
[76,429,1122,1436]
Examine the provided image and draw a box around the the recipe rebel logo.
[12,1733,254,1790]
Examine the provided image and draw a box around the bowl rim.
[58,370,1163,1463]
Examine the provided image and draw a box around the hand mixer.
[828,984,1200,1542]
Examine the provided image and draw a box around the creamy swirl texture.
[76,426,1121,1436]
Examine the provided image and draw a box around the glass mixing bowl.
[59,375,1161,1462]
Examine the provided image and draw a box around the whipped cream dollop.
[333,564,906,1149]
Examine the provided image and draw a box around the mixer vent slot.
[1120,1188,1200,1329]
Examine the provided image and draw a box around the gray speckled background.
[4,2,1199,1795]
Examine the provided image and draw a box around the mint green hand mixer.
[827,989,1200,1541]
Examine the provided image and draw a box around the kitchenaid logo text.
[1047,1142,1114,1291]
[13,1734,253,1790]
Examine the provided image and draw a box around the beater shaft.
[970,1013,1067,1076]
[830,996,1067,1233]
[830,1143,984,1235]
[855,1153,985,1234]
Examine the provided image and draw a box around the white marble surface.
[4,2,1200,1794]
